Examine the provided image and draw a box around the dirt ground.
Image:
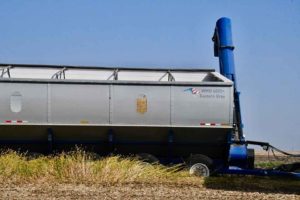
[0,182,299,200]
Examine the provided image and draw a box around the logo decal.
[184,88,200,95]
[136,94,147,114]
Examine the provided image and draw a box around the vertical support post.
[47,128,53,154]
[167,129,174,162]
[108,129,115,153]
[213,17,244,141]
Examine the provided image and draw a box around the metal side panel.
[50,84,109,124]
[111,85,170,125]
[171,86,233,126]
[0,82,48,123]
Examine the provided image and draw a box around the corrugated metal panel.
[0,64,233,128]
[0,83,233,127]
[111,85,171,125]
[49,84,109,124]
[171,86,233,126]
[0,83,48,123]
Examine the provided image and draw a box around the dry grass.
[0,150,199,185]
[0,150,299,199]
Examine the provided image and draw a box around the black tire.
[187,154,213,177]
[187,154,213,169]
[136,153,159,164]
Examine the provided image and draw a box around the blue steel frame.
[213,17,244,141]
[220,167,300,179]
[214,17,300,179]
[213,17,248,168]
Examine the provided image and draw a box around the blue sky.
[0,1,299,150]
